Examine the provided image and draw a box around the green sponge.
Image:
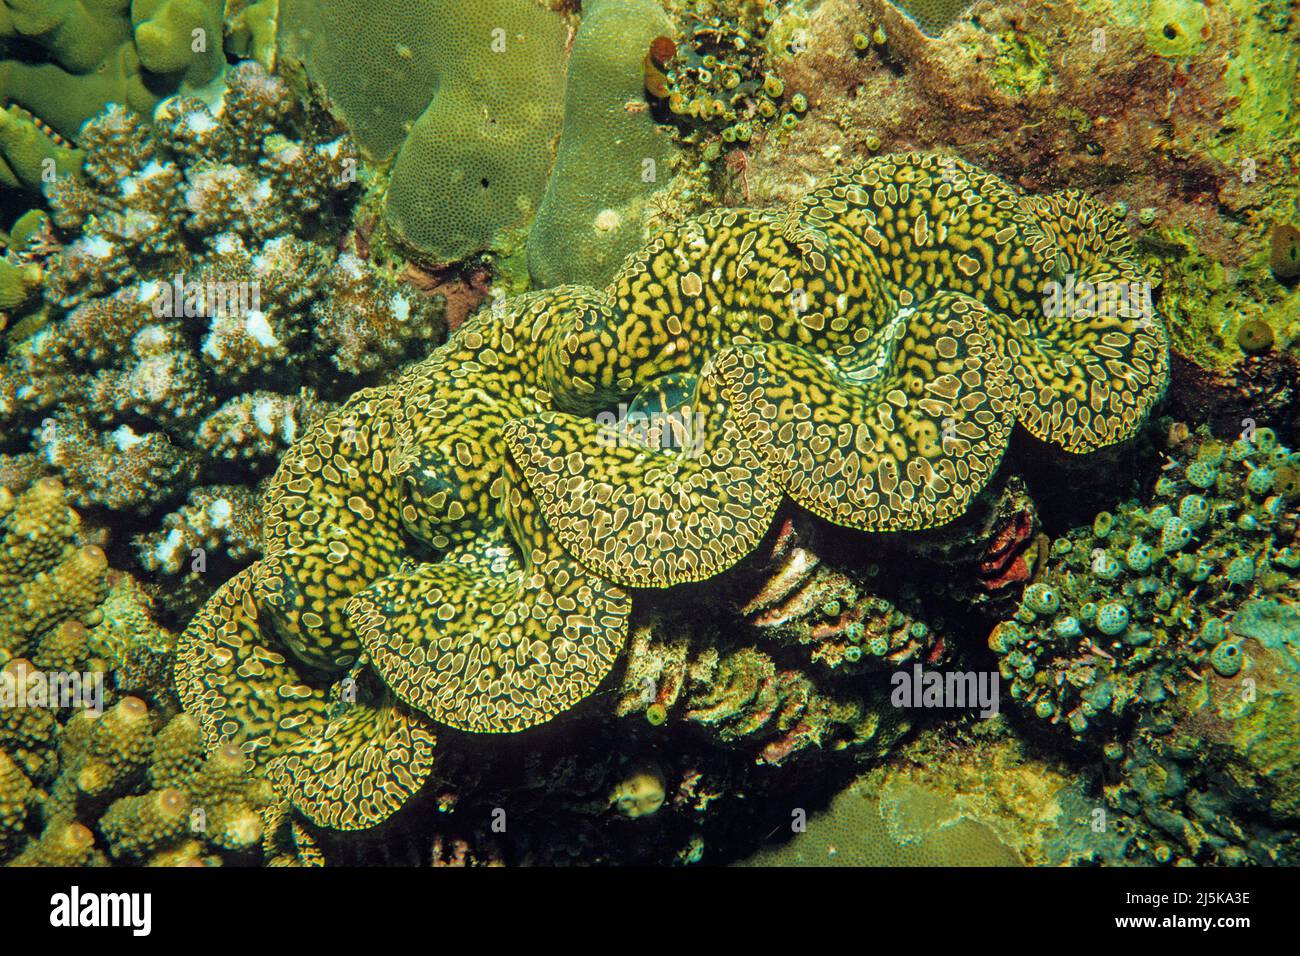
[526,0,681,288]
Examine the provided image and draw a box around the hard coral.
[0,62,445,602]
[527,0,681,287]
[0,0,225,144]
[278,0,570,264]
[282,0,691,279]
[0,476,275,866]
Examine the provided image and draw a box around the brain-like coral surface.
[176,152,1168,833]
[889,0,979,37]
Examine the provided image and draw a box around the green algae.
[990,31,1053,98]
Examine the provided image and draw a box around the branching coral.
[0,474,277,866]
[0,62,445,604]
[175,151,1167,834]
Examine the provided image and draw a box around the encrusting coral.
[176,151,1169,833]
[279,0,695,283]
[277,0,570,265]
[888,0,979,37]
[0,0,226,147]
[526,0,681,288]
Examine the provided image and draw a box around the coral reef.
[738,717,1138,866]
[508,155,1166,586]
[0,62,445,609]
[280,0,706,281]
[614,617,910,768]
[991,422,1298,742]
[0,477,107,662]
[1111,640,1300,865]
[0,106,84,193]
[650,0,807,157]
[890,2,979,38]
[3,0,1290,871]
[989,421,1299,863]
[175,151,1167,834]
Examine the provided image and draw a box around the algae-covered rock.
[527,0,681,288]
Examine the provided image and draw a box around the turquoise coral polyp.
[992,422,1299,742]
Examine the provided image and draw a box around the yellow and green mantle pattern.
[176,153,1169,832]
